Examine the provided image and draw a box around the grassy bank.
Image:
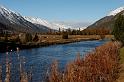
[116,47,124,82]
[49,41,121,82]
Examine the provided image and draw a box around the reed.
[4,48,29,82]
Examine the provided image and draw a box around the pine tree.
[25,33,32,42]
[62,32,68,39]
[112,14,124,44]
[33,33,39,42]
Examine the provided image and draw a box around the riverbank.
[0,37,98,53]
[48,41,121,82]
[0,35,110,53]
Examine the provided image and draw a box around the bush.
[100,35,105,40]
[33,34,39,42]
[62,32,68,39]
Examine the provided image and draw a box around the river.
[0,40,108,82]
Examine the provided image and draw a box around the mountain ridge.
[87,6,124,30]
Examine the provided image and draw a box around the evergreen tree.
[4,34,8,42]
[112,14,124,44]
[33,33,39,42]
[58,28,61,35]
[15,35,20,42]
[25,33,32,42]
[62,32,68,39]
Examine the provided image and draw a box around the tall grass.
[49,42,121,82]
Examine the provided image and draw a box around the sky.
[0,0,124,23]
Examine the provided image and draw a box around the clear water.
[0,40,107,82]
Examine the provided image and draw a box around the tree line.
[46,27,110,35]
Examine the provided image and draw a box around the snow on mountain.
[50,22,70,30]
[0,5,31,26]
[108,6,124,16]
[0,5,20,16]
[0,5,25,21]
[0,5,22,24]
[24,17,51,27]
[24,17,88,31]
[24,17,68,30]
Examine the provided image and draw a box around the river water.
[0,40,107,82]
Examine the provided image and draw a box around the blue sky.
[0,0,124,23]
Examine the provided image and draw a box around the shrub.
[33,34,39,42]
[62,32,68,39]
[100,34,105,40]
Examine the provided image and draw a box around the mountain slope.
[0,5,50,33]
[87,6,124,30]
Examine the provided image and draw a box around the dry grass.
[38,35,111,44]
[49,41,121,82]
[0,34,113,43]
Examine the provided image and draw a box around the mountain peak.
[108,6,124,16]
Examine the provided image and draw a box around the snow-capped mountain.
[24,17,51,28]
[108,6,124,16]
[0,5,51,33]
[0,5,89,33]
